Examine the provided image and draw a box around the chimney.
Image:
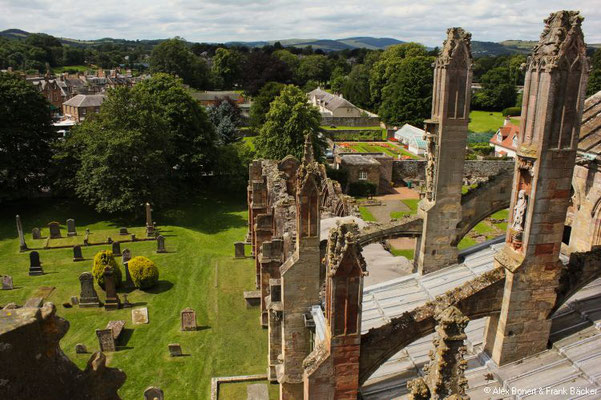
[503,116,511,126]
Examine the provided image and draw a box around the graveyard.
[0,194,278,399]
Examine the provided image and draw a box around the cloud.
[0,0,599,45]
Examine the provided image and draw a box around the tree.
[378,56,434,127]
[273,50,300,77]
[297,54,332,86]
[472,66,517,111]
[242,51,291,96]
[208,99,241,144]
[342,64,372,110]
[255,85,324,160]
[0,72,56,203]
[212,48,243,89]
[587,48,601,96]
[150,38,210,89]
[249,81,285,131]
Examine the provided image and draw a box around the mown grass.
[359,207,377,222]
[349,142,418,159]
[469,111,519,133]
[0,195,277,400]
[390,199,420,219]
[390,248,414,259]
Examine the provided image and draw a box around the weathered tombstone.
[48,221,61,239]
[119,227,128,235]
[131,234,136,242]
[180,308,196,331]
[73,245,84,261]
[145,203,154,237]
[71,295,79,305]
[122,249,132,264]
[16,215,27,251]
[24,297,43,308]
[107,236,113,244]
[144,386,164,400]
[2,275,13,290]
[103,267,121,310]
[75,343,87,353]
[234,241,246,258]
[79,272,100,308]
[96,328,115,352]
[32,227,41,240]
[28,251,43,276]
[156,235,166,253]
[131,307,149,325]
[168,343,182,357]
[112,241,121,256]
[83,230,90,246]
[122,293,132,308]
[66,218,77,236]
[247,383,269,400]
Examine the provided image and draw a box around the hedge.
[327,130,383,141]
[502,106,521,116]
[92,250,122,290]
[349,181,377,197]
[128,256,159,290]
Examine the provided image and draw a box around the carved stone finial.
[326,222,367,276]
[436,27,472,67]
[302,133,315,164]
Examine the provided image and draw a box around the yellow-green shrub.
[92,250,122,290]
[128,256,159,289]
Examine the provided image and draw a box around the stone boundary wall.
[210,374,268,400]
[392,159,514,183]
[321,116,381,127]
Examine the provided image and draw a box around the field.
[469,111,520,133]
[0,195,278,400]
[52,65,91,73]
[340,142,419,159]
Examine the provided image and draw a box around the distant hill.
[225,37,405,51]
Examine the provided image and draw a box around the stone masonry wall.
[392,159,514,184]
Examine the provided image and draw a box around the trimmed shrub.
[325,166,348,188]
[128,256,159,290]
[502,106,521,116]
[349,181,377,197]
[92,250,122,290]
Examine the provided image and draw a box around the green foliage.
[241,52,291,96]
[325,166,348,187]
[342,64,372,109]
[326,130,383,141]
[150,38,210,89]
[587,49,601,96]
[378,56,434,126]
[128,256,159,289]
[92,250,122,290]
[297,54,332,86]
[349,181,377,197]
[255,85,325,160]
[249,81,285,130]
[359,206,376,222]
[0,72,56,203]
[213,140,257,192]
[472,67,517,111]
[212,48,243,89]
[208,99,242,144]
[502,106,521,116]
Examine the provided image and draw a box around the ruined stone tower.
[278,135,323,399]
[416,27,473,274]
[484,10,590,365]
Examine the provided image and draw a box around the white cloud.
[0,0,599,46]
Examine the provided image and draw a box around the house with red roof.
[489,117,520,158]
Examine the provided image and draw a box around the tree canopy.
[472,66,518,111]
[249,81,285,131]
[150,38,210,89]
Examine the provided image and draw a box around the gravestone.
[32,227,41,240]
[75,343,87,354]
[168,343,182,357]
[122,249,134,288]
[145,203,154,237]
[66,219,77,236]
[112,241,121,256]
[70,296,79,305]
[28,251,43,276]
[247,383,269,400]
[131,234,136,242]
[156,235,166,253]
[16,215,27,251]
[122,294,132,308]
[2,275,13,290]
[132,307,149,325]
[24,297,43,307]
[83,230,89,246]
[96,329,115,352]
[103,267,121,310]
[48,222,61,239]
[119,227,128,235]
[122,249,132,263]
[234,242,246,258]
[73,245,84,261]
[107,237,113,244]
[144,387,164,400]
[79,272,100,308]
[180,308,196,331]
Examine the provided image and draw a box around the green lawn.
[359,207,377,222]
[390,248,414,259]
[348,142,418,159]
[0,195,278,400]
[52,65,90,73]
[469,111,520,133]
[390,199,420,219]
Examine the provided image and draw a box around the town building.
[488,117,520,157]
[308,88,363,118]
[62,94,106,122]
[394,124,427,155]
[30,76,68,113]
[334,153,394,194]
[193,91,245,107]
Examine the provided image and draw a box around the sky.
[0,0,600,46]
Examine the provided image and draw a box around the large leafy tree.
[472,66,517,111]
[208,99,242,144]
[342,64,372,110]
[296,54,332,86]
[212,48,243,89]
[150,38,210,89]
[255,85,324,160]
[242,51,291,96]
[249,81,285,131]
[0,72,56,203]
[378,56,434,127]
[587,48,601,96]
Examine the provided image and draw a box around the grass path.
[0,195,277,399]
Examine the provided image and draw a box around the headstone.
[112,241,121,256]
[144,387,164,400]
[32,227,41,240]
[119,227,128,235]
[107,237,113,244]
[2,275,13,290]
[103,267,121,310]
[131,307,149,324]
[180,308,196,331]
[16,215,27,251]
[247,383,269,400]
[156,235,166,253]
[24,297,43,308]
[28,251,43,276]
[122,249,132,263]
[122,293,132,308]
[75,343,87,353]
[70,296,79,305]
[83,231,89,246]
[96,328,115,352]
[131,234,136,242]
[234,241,246,258]
[79,272,100,308]
[145,203,154,236]
[48,222,61,239]
[66,218,77,236]
[73,245,84,261]
[168,343,182,357]
[63,302,72,308]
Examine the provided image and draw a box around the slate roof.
[489,124,519,151]
[308,88,358,112]
[340,154,381,166]
[579,91,601,156]
[62,94,106,108]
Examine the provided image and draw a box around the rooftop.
[62,94,106,108]
[340,154,381,166]
[579,90,601,157]
[308,88,358,111]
